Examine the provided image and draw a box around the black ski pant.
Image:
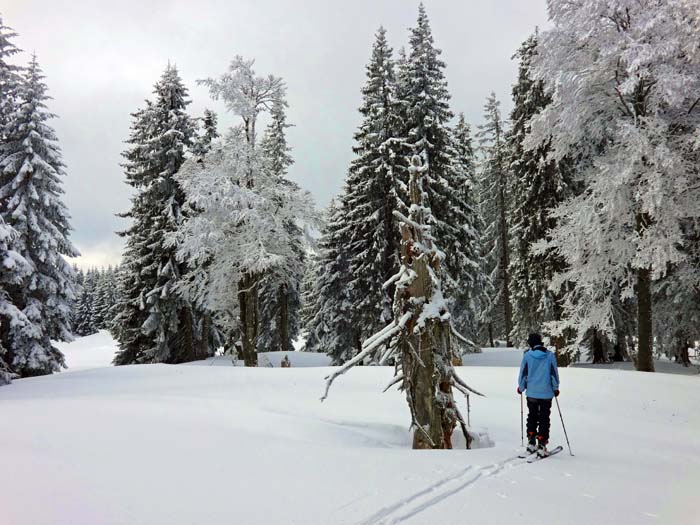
[526,397,552,443]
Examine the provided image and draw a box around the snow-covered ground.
[2,337,699,524]
[54,330,118,371]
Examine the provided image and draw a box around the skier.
[517,333,560,457]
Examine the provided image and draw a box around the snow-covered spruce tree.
[192,108,219,158]
[0,55,77,377]
[0,15,22,137]
[342,26,405,346]
[527,0,700,372]
[74,269,98,337]
[70,266,83,333]
[451,114,489,348]
[477,93,513,347]
[257,98,305,353]
[301,200,359,361]
[113,65,208,365]
[399,5,481,352]
[92,267,117,330]
[176,57,316,367]
[323,156,482,449]
[0,217,30,384]
[507,33,572,349]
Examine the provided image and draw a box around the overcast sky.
[4,0,549,268]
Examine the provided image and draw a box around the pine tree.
[192,108,219,157]
[343,26,404,345]
[0,15,22,138]
[0,55,78,376]
[0,217,30,384]
[113,65,205,365]
[477,92,513,347]
[302,200,358,362]
[507,34,571,347]
[258,98,305,353]
[74,269,98,337]
[451,114,489,347]
[399,5,480,348]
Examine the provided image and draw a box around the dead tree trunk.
[397,156,466,449]
[321,155,483,450]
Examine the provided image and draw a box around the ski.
[527,445,564,463]
[518,450,537,459]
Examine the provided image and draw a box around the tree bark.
[174,306,196,364]
[399,156,458,450]
[198,312,211,360]
[635,265,654,372]
[238,272,259,367]
[278,283,289,353]
[591,330,607,364]
[499,182,513,347]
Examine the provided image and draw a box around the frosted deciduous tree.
[176,57,316,366]
[527,0,700,372]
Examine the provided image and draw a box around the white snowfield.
[1,334,699,525]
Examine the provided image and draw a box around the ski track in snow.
[357,454,522,525]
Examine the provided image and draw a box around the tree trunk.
[635,266,654,372]
[175,307,196,363]
[402,244,454,450]
[677,337,691,367]
[278,283,289,353]
[499,183,513,347]
[399,156,458,450]
[591,330,607,364]
[198,312,211,360]
[238,272,259,367]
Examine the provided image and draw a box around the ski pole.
[520,393,524,447]
[555,397,574,456]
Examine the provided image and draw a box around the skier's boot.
[536,436,549,458]
[526,432,537,454]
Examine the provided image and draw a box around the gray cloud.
[5,0,549,268]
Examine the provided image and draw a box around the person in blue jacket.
[517,333,560,457]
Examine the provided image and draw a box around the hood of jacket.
[529,346,548,359]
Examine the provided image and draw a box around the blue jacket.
[518,345,560,399]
